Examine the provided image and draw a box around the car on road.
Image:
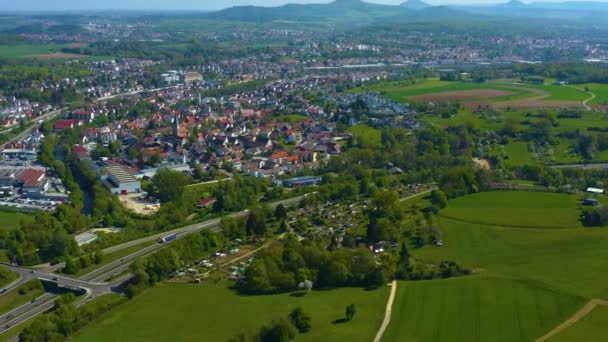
[0,289,6,294]
[52,277,58,281]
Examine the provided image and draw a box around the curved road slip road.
[536,298,608,342]
[373,280,398,342]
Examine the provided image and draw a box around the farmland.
[0,44,69,58]
[549,304,608,342]
[439,191,584,229]
[71,282,389,342]
[384,276,584,342]
[384,191,608,341]
[352,78,593,110]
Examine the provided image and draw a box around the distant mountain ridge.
[400,0,431,10]
[205,0,608,26]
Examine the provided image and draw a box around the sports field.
[72,282,389,342]
[385,191,608,341]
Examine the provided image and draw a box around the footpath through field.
[373,280,397,342]
[536,298,608,342]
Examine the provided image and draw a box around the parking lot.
[0,196,59,212]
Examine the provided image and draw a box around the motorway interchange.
[0,194,306,338]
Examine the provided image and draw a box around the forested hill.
[204,0,471,26]
[205,0,608,26]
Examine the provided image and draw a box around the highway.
[0,194,309,336]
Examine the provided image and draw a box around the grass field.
[385,276,585,342]
[384,190,608,341]
[72,282,388,342]
[0,209,32,231]
[0,44,68,58]
[439,191,584,229]
[584,83,608,105]
[549,305,608,342]
[351,79,536,104]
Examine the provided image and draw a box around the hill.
[400,0,431,10]
[455,0,608,22]
[205,0,466,26]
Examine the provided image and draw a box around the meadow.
[439,191,584,229]
[0,44,68,58]
[384,276,585,342]
[0,209,32,231]
[384,191,608,341]
[71,282,389,342]
[549,305,608,341]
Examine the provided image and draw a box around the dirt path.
[373,280,398,342]
[536,298,608,342]
[583,90,596,111]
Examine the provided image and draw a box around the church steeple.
[173,114,180,137]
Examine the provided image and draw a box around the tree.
[278,220,288,234]
[289,307,312,333]
[151,168,193,203]
[275,204,287,220]
[345,304,356,321]
[19,315,62,342]
[430,189,448,209]
[260,317,298,342]
[297,279,313,292]
[246,209,267,237]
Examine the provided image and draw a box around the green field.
[385,276,584,342]
[0,44,68,58]
[350,79,536,103]
[385,191,608,341]
[72,282,388,342]
[439,191,584,229]
[527,84,589,101]
[0,209,32,231]
[550,305,608,342]
[584,83,608,105]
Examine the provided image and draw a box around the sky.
[1,0,607,12]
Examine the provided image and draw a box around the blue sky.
[1,0,607,11]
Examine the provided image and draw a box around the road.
[373,280,398,342]
[399,188,436,202]
[97,85,183,101]
[0,108,66,150]
[551,163,608,170]
[0,194,309,335]
[101,194,307,254]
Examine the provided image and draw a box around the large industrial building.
[100,164,141,195]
